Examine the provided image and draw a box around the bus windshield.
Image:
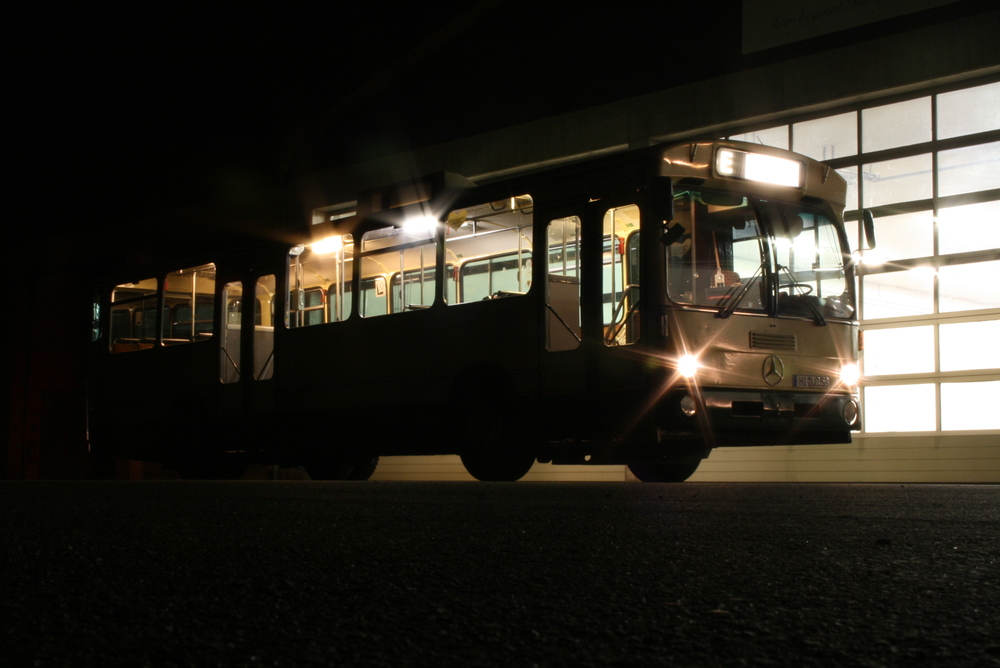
[665,190,853,320]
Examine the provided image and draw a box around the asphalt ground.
[2,481,998,667]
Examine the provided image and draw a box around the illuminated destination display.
[716,148,803,188]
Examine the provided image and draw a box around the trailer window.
[110,278,158,353]
[162,264,215,346]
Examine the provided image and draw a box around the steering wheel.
[781,282,813,295]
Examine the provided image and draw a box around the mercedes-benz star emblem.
[762,355,784,385]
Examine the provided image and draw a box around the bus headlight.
[839,363,860,387]
[679,394,697,418]
[678,354,699,379]
[843,398,860,426]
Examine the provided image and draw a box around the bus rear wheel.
[627,461,700,483]
[346,456,379,481]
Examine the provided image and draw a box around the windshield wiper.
[777,264,827,326]
[715,261,766,319]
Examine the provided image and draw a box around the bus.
[87,139,873,481]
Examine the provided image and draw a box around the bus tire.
[460,447,535,482]
[347,456,379,481]
[627,461,700,483]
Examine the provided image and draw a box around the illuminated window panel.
[940,320,1000,371]
[937,82,1000,140]
[837,167,859,213]
[844,219,860,254]
[862,268,935,320]
[939,261,1000,312]
[864,384,936,432]
[938,200,1000,255]
[868,210,934,261]
[862,97,931,153]
[862,154,933,207]
[792,112,857,161]
[728,126,788,149]
[863,326,935,376]
[937,141,1000,197]
[941,381,1000,430]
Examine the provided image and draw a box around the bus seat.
[721,269,741,286]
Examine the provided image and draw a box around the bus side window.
[162,264,215,346]
[446,195,533,304]
[391,266,441,312]
[360,225,435,316]
[287,235,353,327]
[360,277,387,316]
[301,287,325,325]
[546,216,582,351]
[110,278,158,353]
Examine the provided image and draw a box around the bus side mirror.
[661,224,686,246]
[862,209,876,250]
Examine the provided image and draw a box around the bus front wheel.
[460,447,535,482]
[627,461,700,483]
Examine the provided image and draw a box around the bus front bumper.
[658,388,861,447]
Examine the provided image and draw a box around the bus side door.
[217,270,280,445]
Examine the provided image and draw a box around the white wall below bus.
[368,433,1000,483]
[370,456,630,482]
[691,434,1000,483]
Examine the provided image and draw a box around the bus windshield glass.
[665,190,853,319]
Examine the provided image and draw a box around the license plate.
[793,375,831,389]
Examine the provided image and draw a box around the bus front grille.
[750,332,797,350]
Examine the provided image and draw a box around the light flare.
[310,236,344,255]
[678,354,700,379]
[839,362,860,387]
[403,215,438,236]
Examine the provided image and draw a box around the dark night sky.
[17,2,746,234]
[17,1,981,238]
